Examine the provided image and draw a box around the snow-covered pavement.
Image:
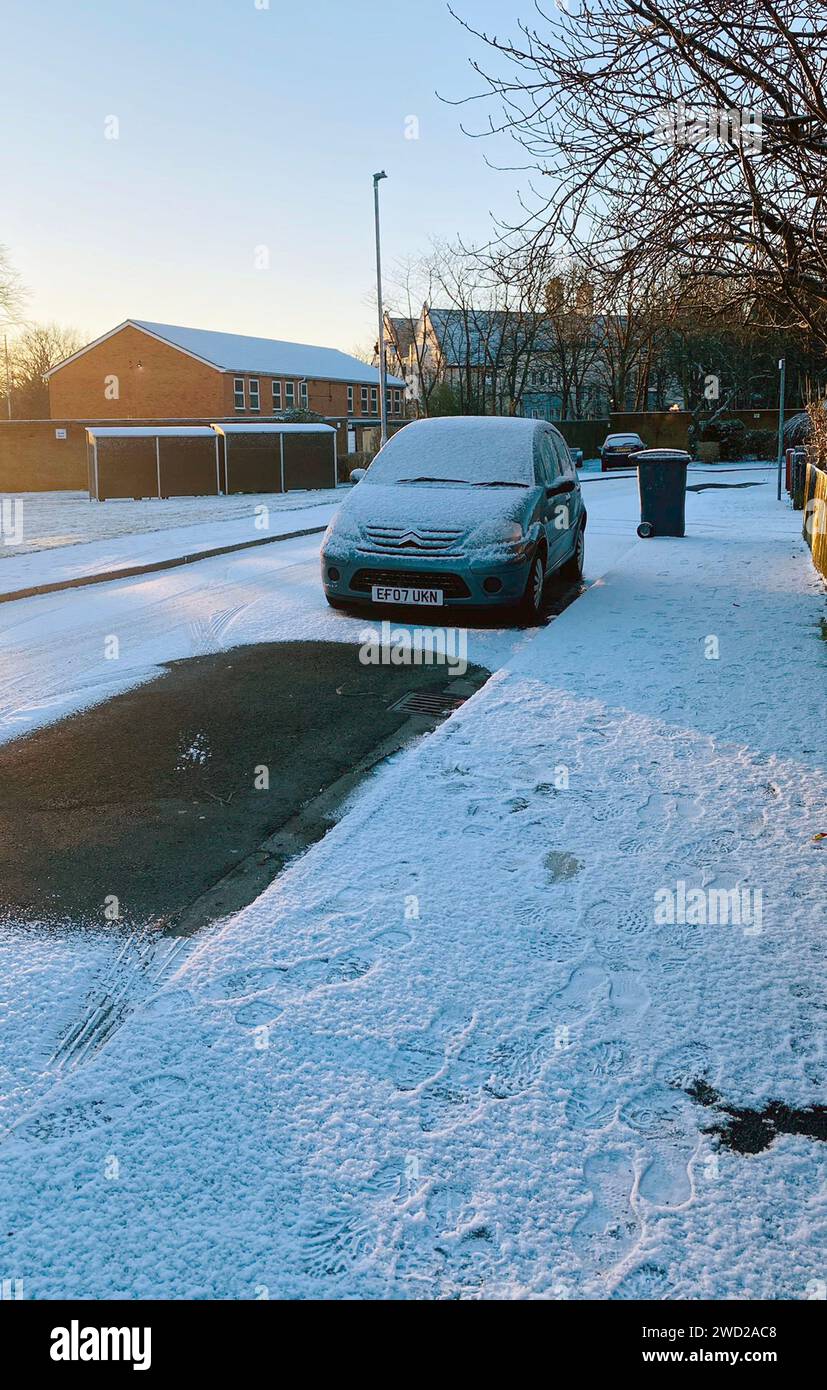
[1,469,825,1300]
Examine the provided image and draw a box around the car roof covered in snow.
[361,415,547,487]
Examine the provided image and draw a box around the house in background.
[46,320,407,455]
[382,307,611,420]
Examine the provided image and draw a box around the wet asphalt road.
[0,573,583,933]
[0,640,490,930]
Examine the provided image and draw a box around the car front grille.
[360,525,465,556]
[350,568,471,598]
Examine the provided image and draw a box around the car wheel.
[519,550,546,620]
[560,523,585,580]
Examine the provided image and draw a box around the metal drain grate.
[388,690,468,719]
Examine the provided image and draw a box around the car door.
[541,429,576,570]
[532,431,558,572]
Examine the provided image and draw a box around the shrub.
[743,428,776,459]
[693,417,748,460]
[806,399,827,469]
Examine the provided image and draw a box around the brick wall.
[609,408,803,453]
[49,324,405,426]
[0,421,89,491]
[48,325,226,420]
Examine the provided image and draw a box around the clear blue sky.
[2,0,528,352]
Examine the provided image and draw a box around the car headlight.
[322,516,361,549]
[469,519,525,547]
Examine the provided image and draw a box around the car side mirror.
[350,468,366,483]
[547,478,575,495]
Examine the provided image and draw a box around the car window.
[533,434,553,484]
[550,432,574,477]
[541,432,562,481]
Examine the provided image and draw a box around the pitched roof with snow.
[47,320,405,387]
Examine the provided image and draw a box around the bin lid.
[634,448,691,462]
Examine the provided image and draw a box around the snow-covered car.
[320,416,587,619]
[600,432,646,470]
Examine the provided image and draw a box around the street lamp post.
[776,356,786,500]
[373,170,388,449]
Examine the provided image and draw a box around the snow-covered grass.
[0,502,338,598]
[0,488,341,558]
[0,468,825,1300]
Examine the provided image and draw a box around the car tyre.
[560,523,585,580]
[519,550,546,620]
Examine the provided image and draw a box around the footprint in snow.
[622,1089,696,1207]
[572,1149,640,1272]
[418,1080,480,1133]
[387,1006,473,1092]
[537,962,607,1017]
[578,1038,631,1080]
[611,1262,676,1300]
[211,966,285,999]
[653,1041,712,1090]
[299,1208,376,1280]
[480,1031,557,1099]
[130,1073,190,1104]
[565,1091,617,1131]
[637,1143,694,1207]
[11,1100,113,1146]
[234,1000,284,1028]
[141,987,194,1018]
[608,971,651,1017]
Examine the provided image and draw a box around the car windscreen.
[362,420,535,487]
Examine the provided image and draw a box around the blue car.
[321,416,587,621]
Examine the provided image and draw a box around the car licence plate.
[371,585,444,606]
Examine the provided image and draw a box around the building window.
[370,386,378,414]
[285,381,295,407]
[249,378,260,413]
[233,377,245,411]
[361,386,368,413]
[347,385,354,415]
[393,389,401,414]
[272,380,281,411]
[299,380,308,408]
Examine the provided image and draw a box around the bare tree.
[3,322,83,418]
[384,255,442,415]
[449,0,827,350]
[0,244,25,324]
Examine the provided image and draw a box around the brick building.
[45,320,406,453]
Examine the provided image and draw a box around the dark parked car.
[600,432,646,470]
